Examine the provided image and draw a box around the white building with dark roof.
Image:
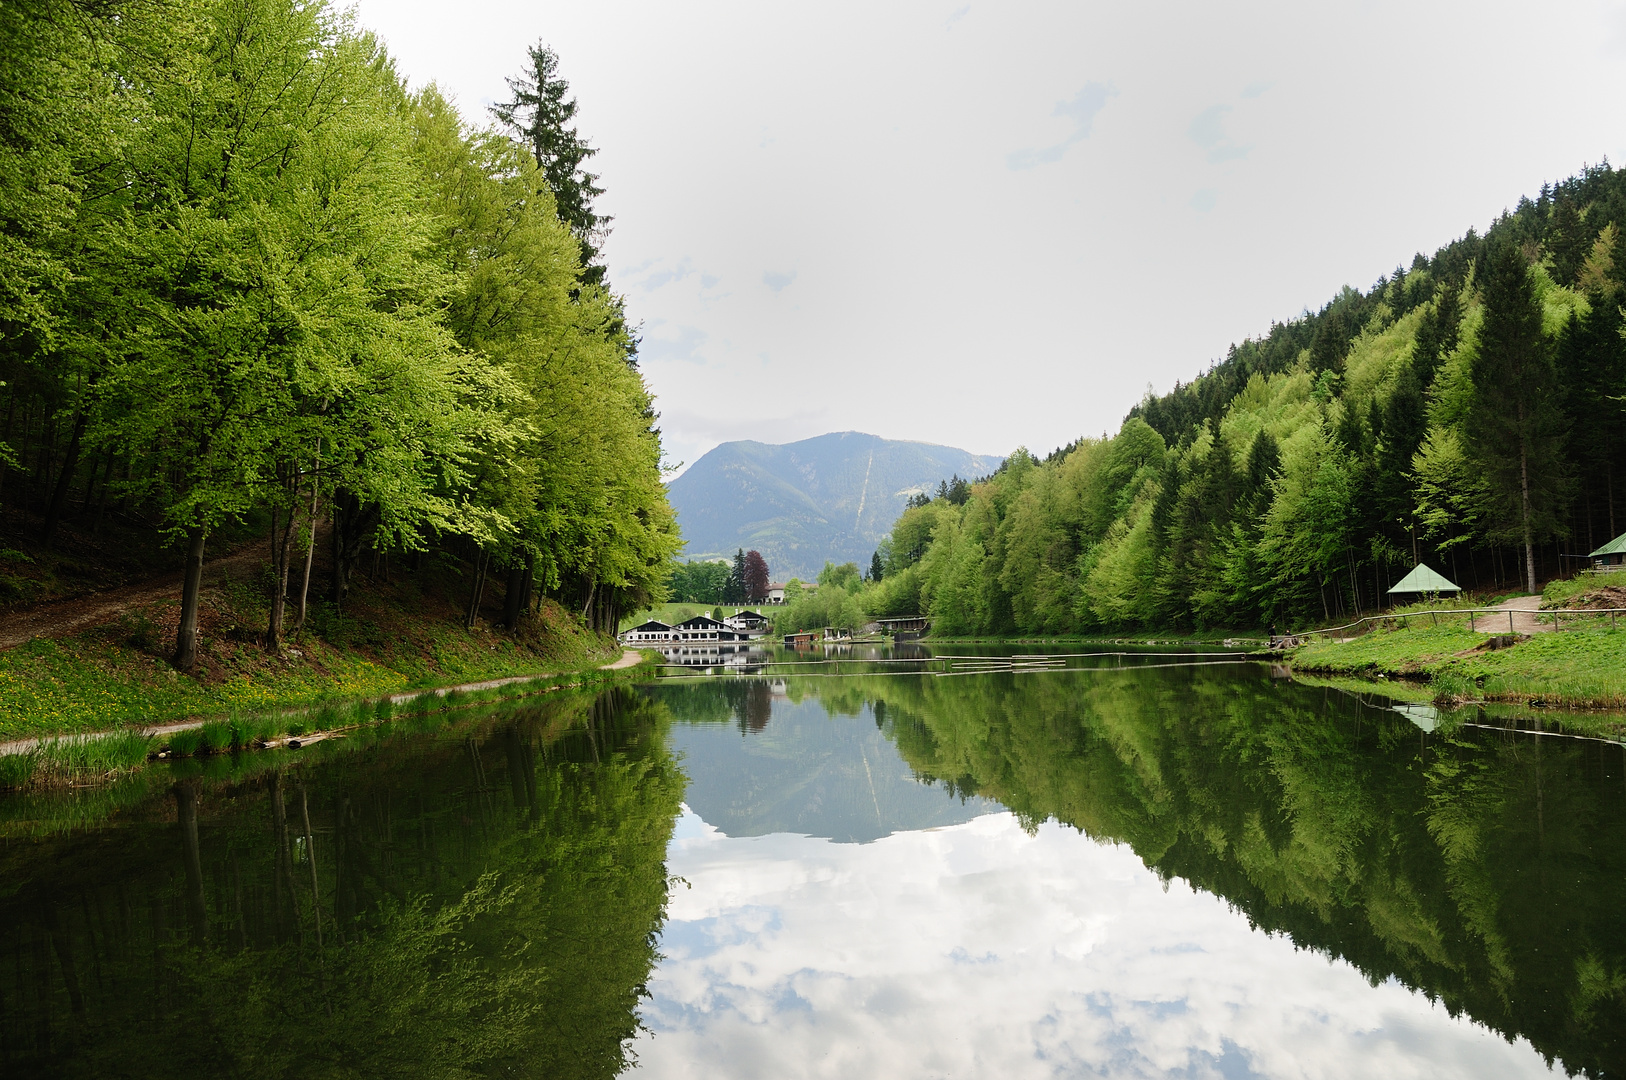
[670,615,747,642]
[620,619,673,643]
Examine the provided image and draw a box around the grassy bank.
[0,554,632,744]
[1292,623,1626,714]
[0,658,656,793]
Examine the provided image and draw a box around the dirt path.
[0,539,269,651]
[601,648,644,670]
[1487,595,1551,636]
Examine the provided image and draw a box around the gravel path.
[1486,595,1551,636]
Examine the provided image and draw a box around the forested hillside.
[0,0,677,667]
[864,164,1626,633]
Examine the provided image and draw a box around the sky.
[349,0,1626,474]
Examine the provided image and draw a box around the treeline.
[864,163,1626,632]
[668,549,770,604]
[1,0,677,667]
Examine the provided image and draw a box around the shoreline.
[0,649,661,791]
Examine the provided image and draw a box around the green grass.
[0,730,160,790]
[0,656,657,793]
[1293,622,1626,716]
[0,588,621,742]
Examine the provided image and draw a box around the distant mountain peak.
[666,433,1002,579]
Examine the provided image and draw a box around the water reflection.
[635,661,1626,1078]
[0,686,681,1079]
[644,679,996,842]
[3,652,1623,1077]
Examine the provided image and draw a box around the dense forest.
[860,164,1626,633]
[1,0,677,667]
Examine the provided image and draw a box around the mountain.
[667,432,1002,579]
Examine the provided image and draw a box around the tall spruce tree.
[492,43,609,285]
[1465,237,1568,593]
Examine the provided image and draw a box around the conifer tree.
[870,550,885,583]
[492,43,609,284]
[1466,238,1568,593]
[726,548,747,605]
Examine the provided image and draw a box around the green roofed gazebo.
[1388,563,1461,595]
[1588,531,1626,567]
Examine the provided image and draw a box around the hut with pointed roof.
[1387,563,1461,597]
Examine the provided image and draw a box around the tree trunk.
[173,527,208,672]
[266,499,297,652]
[464,550,488,630]
[329,495,346,610]
[40,407,88,546]
[501,561,526,629]
[519,556,535,616]
[295,491,319,632]
[176,783,209,945]
[91,451,115,533]
[1520,429,1537,594]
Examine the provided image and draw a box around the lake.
[2,645,1620,1077]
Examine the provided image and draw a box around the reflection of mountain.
[666,695,998,843]
[818,664,1626,1080]
[666,431,1002,579]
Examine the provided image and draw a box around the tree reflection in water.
[778,665,1626,1078]
[0,686,683,1080]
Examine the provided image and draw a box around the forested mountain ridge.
[667,432,1001,579]
[0,0,677,667]
[863,163,1626,633]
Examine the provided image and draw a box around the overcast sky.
[351,0,1626,473]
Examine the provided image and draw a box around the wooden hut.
[1588,532,1626,569]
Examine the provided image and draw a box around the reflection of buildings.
[657,642,775,672]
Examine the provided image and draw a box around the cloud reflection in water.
[632,809,1554,1079]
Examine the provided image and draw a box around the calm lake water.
[3,645,1622,1077]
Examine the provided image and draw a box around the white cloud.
[631,810,1556,1079]
[1008,82,1117,170]
[1189,104,1250,164]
